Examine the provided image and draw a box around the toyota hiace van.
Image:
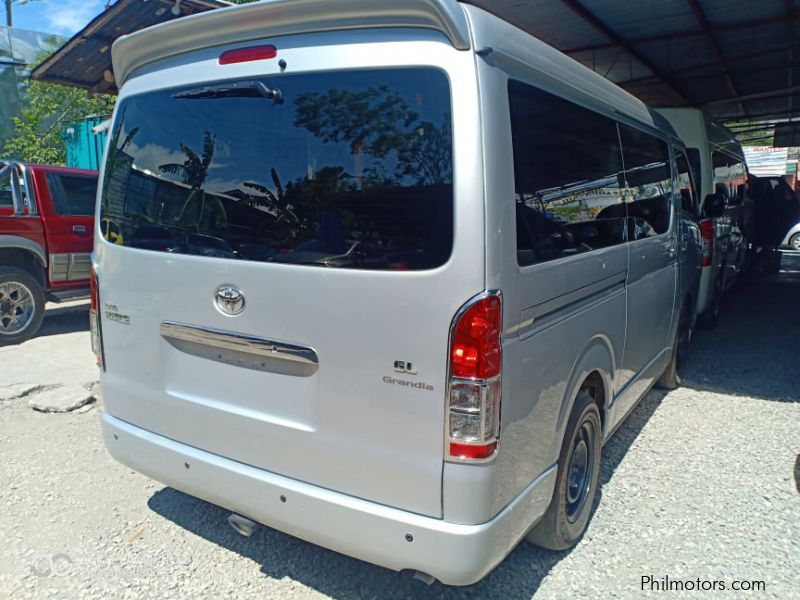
[94,0,701,585]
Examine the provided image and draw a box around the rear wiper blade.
[173,80,283,104]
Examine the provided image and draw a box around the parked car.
[0,160,98,344]
[783,222,800,251]
[94,0,701,586]
[748,174,800,258]
[657,108,751,327]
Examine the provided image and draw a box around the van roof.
[112,0,471,87]
[657,107,742,159]
[112,0,678,143]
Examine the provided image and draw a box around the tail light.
[700,219,714,267]
[89,265,105,370]
[447,292,502,462]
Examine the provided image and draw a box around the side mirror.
[703,193,726,219]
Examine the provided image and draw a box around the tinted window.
[619,125,672,239]
[509,80,627,266]
[712,152,747,205]
[46,173,98,216]
[0,172,11,207]
[675,150,699,217]
[101,69,453,270]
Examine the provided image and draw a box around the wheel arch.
[552,335,614,462]
[0,237,47,287]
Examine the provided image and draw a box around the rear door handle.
[72,225,87,233]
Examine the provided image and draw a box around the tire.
[526,390,601,550]
[790,233,800,252]
[0,267,46,345]
[657,306,690,390]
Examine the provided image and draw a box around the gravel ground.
[1,258,799,600]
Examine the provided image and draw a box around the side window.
[508,80,627,267]
[712,152,746,204]
[0,170,11,207]
[675,150,699,217]
[686,148,702,197]
[712,152,731,202]
[619,124,672,239]
[46,174,98,217]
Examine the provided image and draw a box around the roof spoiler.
[112,0,471,88]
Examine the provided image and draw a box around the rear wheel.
[0,267,45,345]
[790,233,800,251]
[658,306,690,390]
[526,390,601,550]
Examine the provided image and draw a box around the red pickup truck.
[0,161,98,344]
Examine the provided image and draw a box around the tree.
[2,76,115,165]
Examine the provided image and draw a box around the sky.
[8,0,107,37]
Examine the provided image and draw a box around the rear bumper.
[101,412,556,586]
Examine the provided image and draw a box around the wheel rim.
[0,281,35,336]
[792,236,800,251]
[565,420,596,523]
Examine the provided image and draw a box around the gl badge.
[214,285,245,316]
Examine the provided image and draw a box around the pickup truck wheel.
[526,390,601,550]
[0,267,45,345]
[657,306,690,390]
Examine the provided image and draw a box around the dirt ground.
[1,258,799,599]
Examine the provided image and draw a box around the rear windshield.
[100,68,453,270]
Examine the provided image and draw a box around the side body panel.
[451,7,627,523]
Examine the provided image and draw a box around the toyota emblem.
[214,285,245,316]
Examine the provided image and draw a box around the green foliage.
[2,77,115,165]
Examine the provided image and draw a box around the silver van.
[93,0,701,585]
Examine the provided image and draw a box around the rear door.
[36,170,97,284]
[96,39,484,517]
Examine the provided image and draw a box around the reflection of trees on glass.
[293,85,452,186]
[242,168,296,222]
[101,111,139,232]
[158,131,224,229]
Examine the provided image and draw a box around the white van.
[94,0,701,585]
[657,108,750,327]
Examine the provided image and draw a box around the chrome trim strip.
[48,253,70,282]
[160,321,319,367]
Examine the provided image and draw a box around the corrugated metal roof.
[465,0,800,127]
[31,0,800,138]
[31,0,228,94]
